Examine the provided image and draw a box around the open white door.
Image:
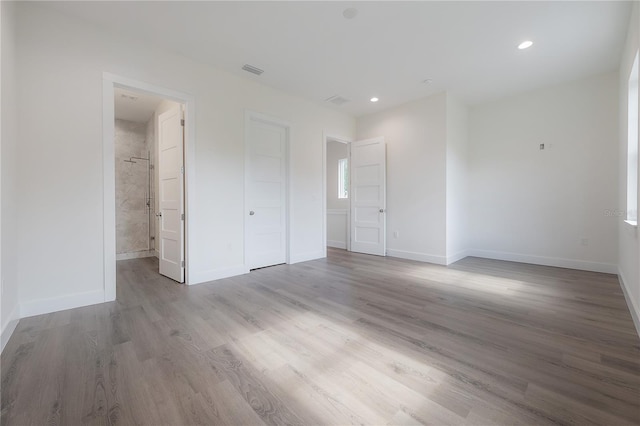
[245,114,288,270]
[350,137,386,256]
[158,105,185,282]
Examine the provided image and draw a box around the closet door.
[350,137,386,256]
[245,114,289,270]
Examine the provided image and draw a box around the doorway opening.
[103,74,194,302]
[324,136,351,253]
[114,88,186,282]
[114,88,163,262]
[323,134,387,258]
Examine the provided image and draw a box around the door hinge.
[180,166,184,174]
[181,213,185,221]
[181,260,185,267]
[181,119,185,126]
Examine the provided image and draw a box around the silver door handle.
[379,209,385,213]
[249,211,255,216]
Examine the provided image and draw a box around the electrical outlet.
[581,238,589,246]
[539,143,545,150]
[393,231,399,239]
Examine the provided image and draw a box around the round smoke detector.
[343,8,358,19]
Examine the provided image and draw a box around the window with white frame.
[338,158,348,199]
[627,51,639,223]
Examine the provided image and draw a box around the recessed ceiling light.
[518,40,533,50]
[370,97,379,103]
[343,8,358,19]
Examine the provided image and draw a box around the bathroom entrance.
[113,87,186,283]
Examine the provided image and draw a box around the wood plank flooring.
[2,248,639,425]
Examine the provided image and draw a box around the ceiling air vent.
[242,64,264,76]
[325,95,350,106]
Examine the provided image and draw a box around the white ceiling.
[42,1,632,116]
[114,87,164,123]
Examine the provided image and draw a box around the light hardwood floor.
[2,249,639,425]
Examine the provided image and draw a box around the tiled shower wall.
[115,119,153,255]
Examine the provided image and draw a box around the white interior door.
[158,105,185,282]
[245,115,288,270]
[350,137,386,256]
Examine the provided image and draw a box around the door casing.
[102,72,195,301]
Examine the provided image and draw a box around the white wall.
[356,92,468,265]
[327,211,348,250]
[468,72,619,274]
[357,93,448,264]
[618,2,640,334]
[14,3,355,316]
[1,0,20,350]
[445,94,469,264]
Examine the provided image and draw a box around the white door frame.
[322,132,353,257]
[102,72,195,301]
[244,110,291,269]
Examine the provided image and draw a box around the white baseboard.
[386,249,447,265]
[20,289,105,319]
[467,249,617,274]
[327,240,347,249]
[446,250,469,265]
[289,250,325,264]
[188,264,249,285]
[1,305,20,353]
[116,250,155,260]
[618,269,640,339]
